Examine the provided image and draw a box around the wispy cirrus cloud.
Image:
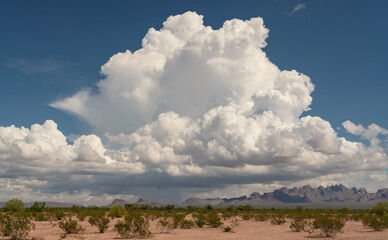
[6,58,63,74]
[287,3,306,15]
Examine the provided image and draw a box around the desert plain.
[2,217,386,240]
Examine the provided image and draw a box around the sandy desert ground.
[1,218,387,240]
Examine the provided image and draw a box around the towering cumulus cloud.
[1,12,387,203]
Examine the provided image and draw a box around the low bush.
[76,211,89,221]
[206,212,223,228]
[157,217,173,233]
[58,217,85,234]
[308,214,345,237]
[33,212,47,221]
[270,214,286,225]
[361,202,388,231]
[3,199,25,213]
[193,213,206,228]
[171,213,185,228]
[241,212,254,220]
[223,226,232,232]
[180,219,195,229]
[109,204,126,219]
[30,202,45,212]
[0,213,35,240]
[114,213,151,238]
[88,214,110,233]
[290,218,308,232]
[254,213,269,222]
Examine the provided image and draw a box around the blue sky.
[0,0,387,204]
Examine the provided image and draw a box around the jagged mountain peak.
[179,184,388,207]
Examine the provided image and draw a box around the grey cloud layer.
[1,12,387,203]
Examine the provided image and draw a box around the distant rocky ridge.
[1,184,386,208]
[179,184,388,207]
[103,198,164,208]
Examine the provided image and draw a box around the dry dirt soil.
[1,218,387,240]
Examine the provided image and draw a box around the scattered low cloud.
[287,3,306,15]
[6,58,63,74]
[0,12,386,204]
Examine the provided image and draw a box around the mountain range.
[1,184,387,208]
[179,184,388,207]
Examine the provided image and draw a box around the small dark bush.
[193,213,206,228]
[0,214,35,240]
[3,199,25,213]
[58,217,85,234]
[270,214,286,225]
[114,213,151,238]
[290,218,308,232]
[172,213,185,228]
[89,214,110,233]
[309,214,345,237]
[157,217,173,233]
[254,213,269,222]
[30,202,45,212]
[206,212,223,228]
[362,202,388,231]
[180,219,195,229]
[223,226,232,232]
[33,212,47,221]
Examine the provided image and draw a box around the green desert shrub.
[171,213,186,228]
[254,213,269,222]
[88,213,110,233]
[223,226,232,232]
[76,211,89,221]
[241,212,254,220]
[51,210,66,220]
[193,212,206,228]
[114,213,151,238]
[30,202,45,212]
[270,214,286,225]
[3,199,25,213]
[180,219,195,229]
[0,213,35,240]
[362,202,388,231]
[33,212,47,221]
[58,217,85,234]
[290,218,308,232]
[206,211,223,228]
[157,217,173,233]
[308,214,345,237]
[109,204,126,219]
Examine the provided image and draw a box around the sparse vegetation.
[3,199,25,213]
[362,202,388,231]
[157,217,173,233]
[308,214,345,237]
[206,211,223,228]
[30,201,46,212]
[58,217,85,234]
[114,212,151,238]
[88,213,110,233]
[0,213,35,240]
[223,226,232,232]
[289,216,308,232]
[270,214,286,225]
[108,204,126,218]
[1,198,386,239]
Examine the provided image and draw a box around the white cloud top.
[1,12,387,204]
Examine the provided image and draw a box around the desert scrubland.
[1,200,387,240]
